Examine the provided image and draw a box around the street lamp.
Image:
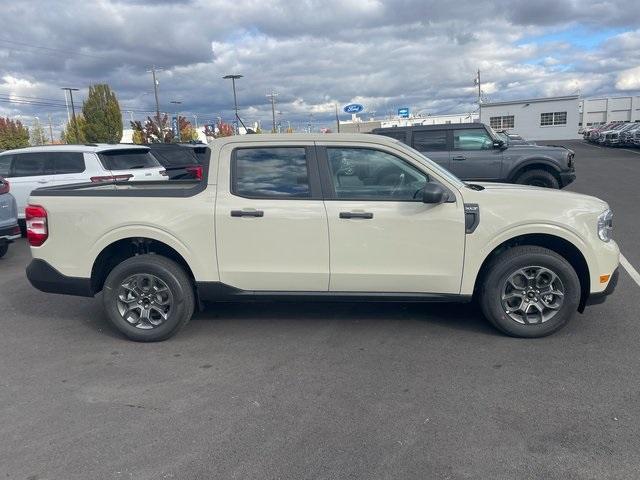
[170,100,182,142]
[223,74,247,134]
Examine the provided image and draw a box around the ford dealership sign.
[343,104,364,114]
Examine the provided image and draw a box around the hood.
[465,182,608,211]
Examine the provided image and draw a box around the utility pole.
[147,66,163,129]
[170,100,182,142]
[476,68,482,121]
[61,87,80,142]
[266,90,278,133]
[193,114,198,130]
[335,104,340,133]
[47,113,54,143]
[223,74,247,134]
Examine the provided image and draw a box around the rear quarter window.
[53,152,85,174]
[98,149,158,171]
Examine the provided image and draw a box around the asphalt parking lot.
[1,140,640,479]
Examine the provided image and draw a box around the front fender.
[507,157,563,181]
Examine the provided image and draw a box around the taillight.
[90,174,133,183]
[25,204,48,247]
[185,165,203,180]
[0,178,9,194]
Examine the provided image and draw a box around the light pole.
[170,100,182,142]
[61,87,79,142]
[223,74,247,134]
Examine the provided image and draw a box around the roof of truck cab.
[208,133,404,147]
[0,144,150,155]
[371,123,482,133]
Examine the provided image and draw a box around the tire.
[102,254,195,342]
[515,169,560,189]
[479,246,580,338]
[0,243,8,259]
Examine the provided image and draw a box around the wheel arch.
[90,237,196,295]
[508,159,562,183]
[472,233,591,312]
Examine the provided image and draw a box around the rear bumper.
[585,268,619,307]
[0,223,21,243]
[559,171,576,188]
[26,259,94,297]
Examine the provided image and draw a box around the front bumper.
[559,170,576,188]
[26,259,94,297]
[585,268,619,307]
[0,223,21,244]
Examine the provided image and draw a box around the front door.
[449,128,503,180]
[318,145,465,294]
[215,144,330,291]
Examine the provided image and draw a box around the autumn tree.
[61,116,87,144]
[81,84,123,143]
[0,117,30,149]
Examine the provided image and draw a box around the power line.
[0,38,111,60]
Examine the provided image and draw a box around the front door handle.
[339,212,373,219]
[230,210,264,218]
[452,155,466,161]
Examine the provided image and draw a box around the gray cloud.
[0,0,639,135]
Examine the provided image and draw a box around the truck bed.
[30,180,206,198]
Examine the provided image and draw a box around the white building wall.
[480,97,581,140]
[581,96,640,126]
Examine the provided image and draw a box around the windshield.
[485,124,502,142]
[98,149,159,171]
[496,132,510,144]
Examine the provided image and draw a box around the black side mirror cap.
[422,182,447,204]
[493,140,505,149]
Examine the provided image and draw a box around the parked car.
[587,122,620,143]
[372,123,575,189]
[620,123,640,147]
[26,134,618,341]
[602,123,635,146]
[146,143,209,180]
[0,144,167,221]
[0,177,21,259]
[598,122,629,145]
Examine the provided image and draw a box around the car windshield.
[496,132,510,144]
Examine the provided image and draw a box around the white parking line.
[621,149,640,156]
[620,254,640,288]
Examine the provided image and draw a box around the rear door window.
[98,149,158,171]
[0,155,11,177]
[11,153,51,177]
[52,152,85,174]
[412,130,448,152]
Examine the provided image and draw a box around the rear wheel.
[0,243,8,258]
[516,169,560,189]
[102,254,195,342]
[479,246,580,337]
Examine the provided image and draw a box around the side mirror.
[422,182,447,204]
[493,140,505,149]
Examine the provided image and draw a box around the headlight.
[597,209,613,242]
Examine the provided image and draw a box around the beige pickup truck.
[26,134,619,341]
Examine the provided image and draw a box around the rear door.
[410,129,451,171]
[449,127,502,180]
[97,149,166,181]
[215,143,330,291]
[6,153,51,218]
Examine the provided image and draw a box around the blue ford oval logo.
[343,104,364,114]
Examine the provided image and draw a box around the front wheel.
[479,246,580,337]
[102,254,195,342]
[516,169,560,189]
[0,243,8,259]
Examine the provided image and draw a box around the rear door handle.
[339,212,373,219]
[230,210,264,218]
[452,156,466,161]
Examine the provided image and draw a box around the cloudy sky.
[0,0,639,135]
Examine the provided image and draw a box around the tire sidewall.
[518,170,559,189]
[0,243,8,258]
[102,257,192,341]
[482,251,580,337]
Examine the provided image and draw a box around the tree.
[30,120,48,146]
[82,84,123,143]
[177,116,198,142]
[0,117,30,149]
[61,116,87,144]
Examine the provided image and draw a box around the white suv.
[0,144,166,220]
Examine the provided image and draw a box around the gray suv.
[372,123,576,189]
[0,177,20,258]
